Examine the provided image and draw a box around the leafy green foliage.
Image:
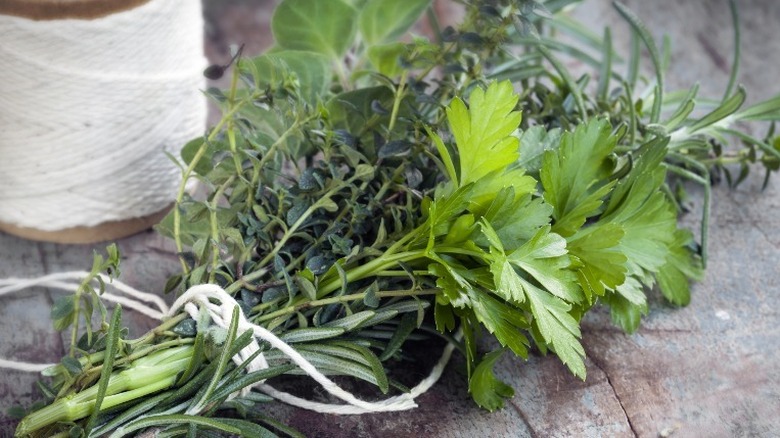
[359,0,431,45]
[540,118,616,237]
[448,81,522,187]
[271,0,357,59]
[247,51,331,104]
[21,0,780,435]
[469,349,514,411]
[51,245,121,359]
[657,230,704,306]
[566,223,627,301]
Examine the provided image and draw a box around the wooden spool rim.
[0,205,172,244]
[0,0,152,20]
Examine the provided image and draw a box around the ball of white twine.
[0,0,206,231]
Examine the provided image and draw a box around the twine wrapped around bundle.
[0,0,206,243]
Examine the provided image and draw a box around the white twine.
[0,0,206,230]
[0,274,458,415]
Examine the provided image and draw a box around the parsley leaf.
[566,223,627,302]
[602,283,647,334]
[479,188,553,251]
[468,290,530,357]
[469,349,515,411]
[507,226,582,304]
[541,118,617,237]
[657,229,704,306]
[447,80,522,187]
[525,281,586,378]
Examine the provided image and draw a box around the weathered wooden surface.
[2,1,780,436]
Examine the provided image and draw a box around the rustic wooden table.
[2,1,779,437]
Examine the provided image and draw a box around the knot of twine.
[0,274,457,415]
[0,0,206,230]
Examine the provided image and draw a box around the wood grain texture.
[2,1,779,437]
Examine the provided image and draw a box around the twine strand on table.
[0,275,458,415]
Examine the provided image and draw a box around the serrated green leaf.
[525,282,585,378]
[469,168,537,213]
[602,139,677,276]
[429,261,472,308]
[479,190,553,251]
[469,349,514,411]
[479,218,504,252]
[567,223,627,301]
[468,290,529,357]
[490,257,525,303]
[657,229,704,306]
[434,301,456,332]
[602,284,647,334]
[614,276,648,307]
[508,226,582,304]
[448,81,522,187]
[443,213,476,245]
[517,126,562,177]
[540,118,617,237]
[428,184,474,238]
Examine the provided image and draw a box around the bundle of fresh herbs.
[14,0,780,436]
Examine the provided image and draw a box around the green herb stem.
[388,71,408,133]
[255,288,438,323]
[173,91,264,274]
[209,176,236,283]
[318,250,425,297]
[82,338,195,383]
[16,347,193,436]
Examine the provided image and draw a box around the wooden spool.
[0,0,152,20]
[0,207,172,244]
[0,0,180,244]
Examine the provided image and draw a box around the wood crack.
[587,354,638,438]
[507,398,538,438]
